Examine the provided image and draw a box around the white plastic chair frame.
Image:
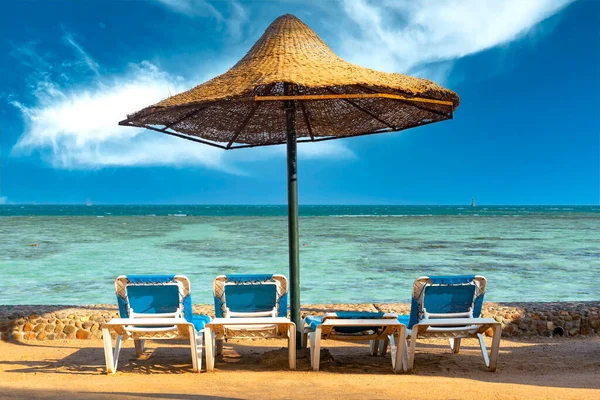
[102,275,205,374]
[211,274,289,355]
[302,313,407,373]
[403,275,502,372]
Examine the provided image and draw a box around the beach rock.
[33,324,44,333]
[82,321,93,329]
[24,332,37,340]
[54,324,64,334]
[36,331,47,340]
[63,325,77,335]
[581,327,591,335]
[568,328,579,336]
[76,329,91,339]
[90,323,99,332]
[23,322,34,332]
[11,332,24,341]
[47,333,56,340]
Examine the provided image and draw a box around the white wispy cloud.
[10,1,573,172]
[11,61,232,171]
[11,41,353,172]
[339,0,574,79]
[157,0,223,20]
[62,33,100,76]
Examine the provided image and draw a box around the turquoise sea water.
[0,205,598,305]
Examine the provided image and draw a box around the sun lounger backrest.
[115,275,194,323]
[213,274,288,318]
[408,275,486,329]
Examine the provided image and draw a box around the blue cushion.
[397,315,410,327]
[405,275,484,329]
[224,284,278,314]
[335,312,384,319]
[191,314,211,331]
[305,312,386,334]
[127,285,181,314]
[305,316,323,332]
[423,284,476,315]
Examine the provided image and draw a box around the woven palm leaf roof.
[120,14,460,148]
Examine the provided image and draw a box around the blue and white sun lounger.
[397,275,501,372]
[102,275,211,373]
[302,312,406,372]
[204,274,296,371]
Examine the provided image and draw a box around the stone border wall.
[1,302,598,342]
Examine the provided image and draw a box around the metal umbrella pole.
[284,82,301,346]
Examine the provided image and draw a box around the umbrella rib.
[141,124,227,149]
[226,114,448,149]
[227,102,261,149]
[159,106,210,132]
[299,101,314,141]
[356,85,451,118]
[325,88,396,130]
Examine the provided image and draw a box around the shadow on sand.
[1,336,599,391]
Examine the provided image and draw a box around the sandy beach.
[1,335,598,400]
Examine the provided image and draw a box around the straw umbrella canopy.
[119,14,459,343]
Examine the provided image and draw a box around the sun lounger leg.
[102,328,118,374]
[134,339,145,357]
[488,324,501,372]
[301,331,308,349]
[369,340,379,356]
[379,339,389,356]
[187,326,199,372]
[216,339,224,356]
[477,332,491,369]
[403,338,409,372]
[310,327,322,371]
[389,333,403,373]
[196,330,204,372]
[408,332,418,371]
[449,338,461,353]
[288,323,297,370]
[204,327,215,372]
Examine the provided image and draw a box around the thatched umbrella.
[119,14,459,343]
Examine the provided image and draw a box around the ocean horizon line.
[1,203,598,207]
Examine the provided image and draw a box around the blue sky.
[0,0,598,205]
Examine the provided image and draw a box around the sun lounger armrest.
[128,312,181,319]
[104,317,193,327]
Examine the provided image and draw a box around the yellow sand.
[0,336,598,399]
